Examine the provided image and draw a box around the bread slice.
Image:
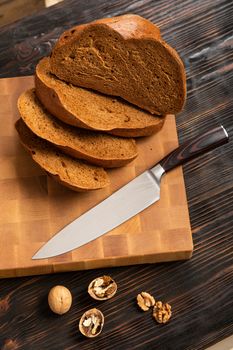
[50,14,186,115]
[15,119,109,191]
[35,57,165,137]
[18,89,138,168]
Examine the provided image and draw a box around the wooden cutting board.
[0,76,193,278]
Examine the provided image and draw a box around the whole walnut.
[48,285,72,315]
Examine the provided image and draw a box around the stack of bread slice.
[16,14,186,191]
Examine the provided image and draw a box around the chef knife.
[32,125,229,260]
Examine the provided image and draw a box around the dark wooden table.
[0,0,233,349]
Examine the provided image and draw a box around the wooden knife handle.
[160,125,229,172]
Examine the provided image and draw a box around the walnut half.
[79,308,104,338]
[137,292,155,311]
[88,275,117,301]
[153,301,172,324]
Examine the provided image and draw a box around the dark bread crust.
[18,88,138,168]
[35,57,165,137]
[55,14,161,48]
[15,119,109,191]
[50,14,186,115]
[35,69,89,130]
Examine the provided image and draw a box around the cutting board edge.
[0,248,193,278]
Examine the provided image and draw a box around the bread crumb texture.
[36,57,165,137]
[50,14,186,115]
[18,89,138,167]
[15,119,109,191]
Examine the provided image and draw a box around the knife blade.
[32,125,229,260]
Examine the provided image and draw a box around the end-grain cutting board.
[0,76,193,278]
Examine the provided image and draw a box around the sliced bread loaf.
[15,119,109,191]
[18,89,138,168]
[50,14,186,115]
[35,57,165,137]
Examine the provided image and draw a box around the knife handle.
[160,125,229,172]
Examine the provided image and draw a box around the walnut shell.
[88,275,117,301]
[79,308,104,338]
[48,285,72,315]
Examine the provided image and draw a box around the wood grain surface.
[0,76,192,277]
[0,0,233,349]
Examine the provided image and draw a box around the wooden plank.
[0,0,44,27]
[0,1,233,350]
[0,76,193,277]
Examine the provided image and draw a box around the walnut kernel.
[153,301,172,324]
[88,275,117,300]
[48,285,72,315]
[79,308,104,338]
[137,292,155,311]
